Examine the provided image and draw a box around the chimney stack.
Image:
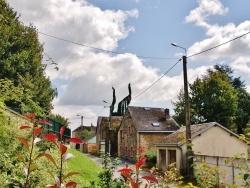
[165,108,170,119]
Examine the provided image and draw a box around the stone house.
[96,116,123,156]
[72,124,96,151]
[118,106,180,162]
[82,134,97,154]
[155,122,249,176]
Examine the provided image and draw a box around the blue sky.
[7,0,250,130]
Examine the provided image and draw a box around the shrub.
[144,149,157,168]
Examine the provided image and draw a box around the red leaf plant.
[118,147,158,188]
[17,113,51,188]
[16,113,82,188]
[43,126,83,187]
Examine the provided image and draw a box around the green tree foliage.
[0,0,57,116]
[49,113,70,127]
[213,64,250,134]
[190,71,238,129]
[0,78,23,107]
[81,129,92,140]
[172,64,250,131]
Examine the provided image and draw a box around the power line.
[132,59,182,100]
[131,31,250,103]
[41,30,250,117]
[187,31,250,58]
[83,106,106,119]
[39,31,178,60]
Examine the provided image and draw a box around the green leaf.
[244,173,250,181]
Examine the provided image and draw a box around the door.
[159,149,167,170]
[168,150,176,166]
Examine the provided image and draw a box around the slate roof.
[156,122,239,146]
[127,106,179,132]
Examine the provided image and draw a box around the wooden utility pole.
[183,55,193,177]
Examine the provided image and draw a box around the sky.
[7,0,250,131]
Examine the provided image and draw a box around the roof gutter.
[138,130,175,133]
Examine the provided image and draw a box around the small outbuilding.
[155,122,249,173]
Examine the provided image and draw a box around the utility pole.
[183,55,192,177]
[77,114,83,129]
[108,112,111,155]
[171,43,192,177]
[103,100,111,155]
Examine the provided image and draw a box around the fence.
[43,118,71,141]
[194,154,249,185]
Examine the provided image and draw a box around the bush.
[144,149,157,168]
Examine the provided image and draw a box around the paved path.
[84,153,150,178]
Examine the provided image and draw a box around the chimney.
[165,108,170,119]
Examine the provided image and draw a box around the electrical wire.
[38,31,178,60]
[131,31,250,101]
[83,106,106,119]
[42,30,250,120]
[187,31,250,58]
[132,58,182,100]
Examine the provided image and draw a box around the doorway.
[159,149,167,170]
[168,150,176,166]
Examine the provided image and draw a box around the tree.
[173,65,239,130]
[213,64,250,134]
[190,71,238,129]
[81,129,92,140]
[0,0,57,116]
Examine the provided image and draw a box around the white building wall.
[192,126,248,158]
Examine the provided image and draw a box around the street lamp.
[103,100,111,155]
[171,42,192,176]
[171,43,187,55]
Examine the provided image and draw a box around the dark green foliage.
[173,64,250,132]
[0,0,57,116]
[144,149,157,168]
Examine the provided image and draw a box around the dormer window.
[151,122,160,127]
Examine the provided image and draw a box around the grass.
[66,148,102,187]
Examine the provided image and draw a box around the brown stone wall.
[139,132,173,151]
[118,115,138,162]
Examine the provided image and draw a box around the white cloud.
[186,0,250,63]
[185,0,228,28]
[7,0,250,130]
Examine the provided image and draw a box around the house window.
[119,146,122,155]
[101,131,104,139]
[151,122,160,127]
[120,130,123,143]
[128,126,131,134]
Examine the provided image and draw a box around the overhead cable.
[39,31,178,60]
[187,31,250,58]
[132,58,182,100]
